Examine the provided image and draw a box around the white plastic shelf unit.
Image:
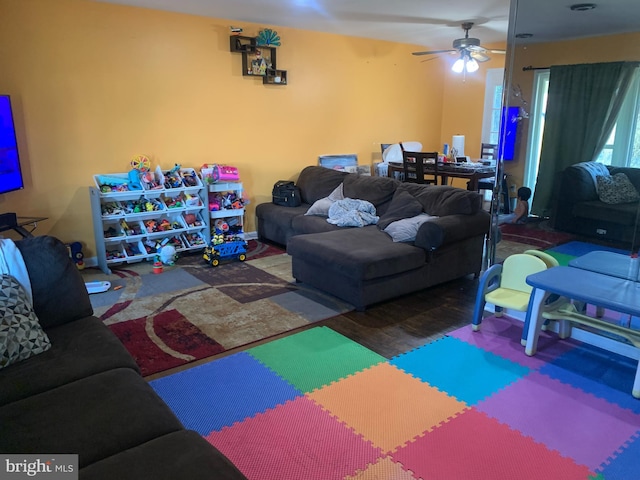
[90,168,210,274]
[202,179,245,240]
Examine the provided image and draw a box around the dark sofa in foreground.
[256,166,491,310]
[0,235,246,480]
[551,163,640,244]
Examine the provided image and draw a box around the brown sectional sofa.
[256,166,491,310]
[0,235,246,480]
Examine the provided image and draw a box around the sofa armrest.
[414,211,490,250]
[16,235,93,329]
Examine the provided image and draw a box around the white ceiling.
[93,0,640,50]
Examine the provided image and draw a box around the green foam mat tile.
[247,326,386,393]
[543,250,576,266]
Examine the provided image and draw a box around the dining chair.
[480,143,498,160]
[402,151,439,185]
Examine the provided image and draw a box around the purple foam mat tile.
[476,371,640,471]
[449,317,576,369]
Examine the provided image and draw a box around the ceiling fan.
[412,22,506,67]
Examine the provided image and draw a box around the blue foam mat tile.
[598,431,640,480]
[540,344,640,414]
[548,241,630,256]
[150,351,301,435]
[390,336,530,405]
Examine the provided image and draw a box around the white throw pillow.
[305,183,345,216]
[596,173,640,204]
[384,213,438,242]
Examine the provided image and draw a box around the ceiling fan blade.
[412,49,456,56]
[489,49,506,54]
[470,51,491,62]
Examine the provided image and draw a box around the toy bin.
[163,235,187,251]
[143,214,186,237]
[124,240,146,262]
[121,196,166,216]
[182,232,206,248]
[103,221,125,240]
[182,211,205,230]
[180,168,203,192]
[101,201,124,219]
[162,190,186,210]
[120,219,145,238]
[105,242,127,263]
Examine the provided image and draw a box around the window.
[525,68,640,192]
[482,68,505,145]
[595,70,640,167]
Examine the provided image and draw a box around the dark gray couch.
[0,235,246,480]
[256,166,490,310]
[551,163,640,244]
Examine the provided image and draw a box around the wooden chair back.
[402,151,439,185]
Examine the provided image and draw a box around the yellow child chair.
[472,253,548,331]
[523,250,560,268]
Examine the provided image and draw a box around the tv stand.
[0,212,47,237]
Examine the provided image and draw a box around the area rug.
[499,219,576,249]
[150,322,640,480]
[82,240,354,377]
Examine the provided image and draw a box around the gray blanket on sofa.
[327,198,379,227]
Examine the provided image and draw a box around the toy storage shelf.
[90,168,209,274]
[202,180,245,241]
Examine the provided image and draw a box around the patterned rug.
[150,321,640,480]
[499,219,576,249]
[82,240,353,377]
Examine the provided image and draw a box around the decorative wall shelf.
[229,35,288,85]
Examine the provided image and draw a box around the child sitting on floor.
[498,186,531,225]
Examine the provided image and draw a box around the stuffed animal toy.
[159,245,177,266]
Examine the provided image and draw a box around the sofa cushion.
[396,184,482,216]
[384,214,438,243]
[296,166,348,205]
[342,174,398,210]
[0,368,183,468]
[16,235,93,329]
[596,173,640,204]
[0,274,51,370]
[377,189,424,230]
[80,430,247,480]
[305,183,344,216]
[287,227,425,281]
[573,200,639,225]
[291,214,344,235]
[0,316,140,406]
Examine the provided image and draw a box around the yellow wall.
[0,0,503,256]
[505,32,640,188]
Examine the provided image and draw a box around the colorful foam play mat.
[150,323,640,479]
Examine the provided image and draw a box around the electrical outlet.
[596,228,607,235]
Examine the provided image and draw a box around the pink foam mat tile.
[476,371,640,471]
[450,316,577,369]
[206,396,381,480]
[391,408,593,480]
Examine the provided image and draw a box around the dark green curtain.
[531,61,639,217]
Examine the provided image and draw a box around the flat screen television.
[0,95,24,194]
[498,106,519,161]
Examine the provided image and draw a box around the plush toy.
[159,245,177,266]
[67,242,85,270]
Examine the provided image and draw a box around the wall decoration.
[229,34,288,85]
[256,28,281,47]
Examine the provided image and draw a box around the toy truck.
[203,240,248,267]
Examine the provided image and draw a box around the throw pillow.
[596,173,640,204]
[384,213,438,243]
[0,274,51,369]
[377,189,424,230]
[305,183,345,216]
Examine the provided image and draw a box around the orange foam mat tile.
[308,362,467,453]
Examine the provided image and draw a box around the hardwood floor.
[316,275,479,359]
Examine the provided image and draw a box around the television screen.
[0,95,24,194]
[498,106,519,161]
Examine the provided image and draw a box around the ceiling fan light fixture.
[452,57,465,73]
[466,58,479,73]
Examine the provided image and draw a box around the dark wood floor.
[317,275,479,358]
